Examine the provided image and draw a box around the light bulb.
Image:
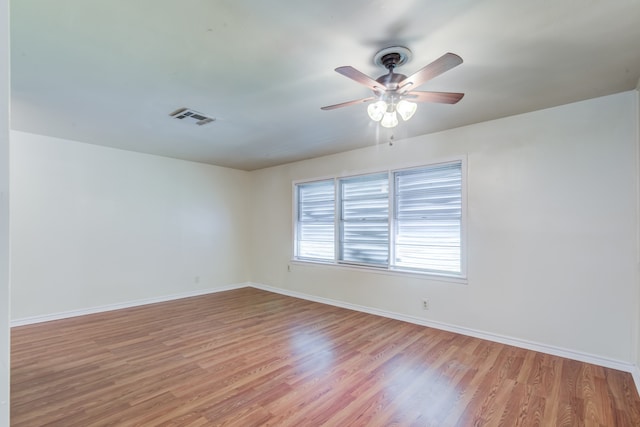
[396,100,417,121]
[380,110,398,128]
[367,101,387,122]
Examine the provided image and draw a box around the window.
[294,160,464,277]
[295,180,335,261]
[393,163,462,274]
[339,173,389,266]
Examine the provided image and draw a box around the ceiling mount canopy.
[321,46,465,128]
[373,46,413,71]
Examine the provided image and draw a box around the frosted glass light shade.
[381,111,398,128]
[396,100,417,121]
[367,101,387,122]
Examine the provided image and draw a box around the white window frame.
[292,158,467,281]
[293,178,336,262]
[337,171,390,268]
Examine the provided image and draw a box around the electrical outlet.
[194,276,200,284]
[287,264,291,272]
[422,298,430,310]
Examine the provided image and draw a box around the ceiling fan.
[321,46,464,128]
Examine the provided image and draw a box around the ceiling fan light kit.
[321,46,464,129]
[368,98,417,128]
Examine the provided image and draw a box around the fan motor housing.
[375,72,407,90]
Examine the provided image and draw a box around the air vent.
[169,108,215,126]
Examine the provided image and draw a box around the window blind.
[393,162,462,274]
[294,160,464,277]
[296,180,335,261]
[339,173,389,266]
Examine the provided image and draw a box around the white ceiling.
[10,0,640,171]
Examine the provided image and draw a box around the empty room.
[2,0,640,425]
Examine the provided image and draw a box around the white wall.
[0,0,9,421]
[10,131,250,319]
[250,91,639,364]
[636,88,640,373]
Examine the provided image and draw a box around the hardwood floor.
[11,288,640,426]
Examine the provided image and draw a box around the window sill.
[290,259,468,285]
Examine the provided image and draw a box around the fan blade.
[321,97,375,110]
[398,53,463,93]
[404,91,464,104]
[335,66,384,92]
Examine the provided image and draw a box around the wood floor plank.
[11,287,640,426]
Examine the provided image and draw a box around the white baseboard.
[632,366,640,396]
[249,282,640,387]
[10,283,248,327]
